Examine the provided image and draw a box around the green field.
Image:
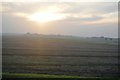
[2,34,118,78]
[3,73,120,80]
[3,73,82,78]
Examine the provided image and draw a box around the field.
[2,34,118,78]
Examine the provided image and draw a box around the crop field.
[2,34,118,78]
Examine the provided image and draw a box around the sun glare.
[28,11,65,23]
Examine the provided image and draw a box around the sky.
[1,2,118,38]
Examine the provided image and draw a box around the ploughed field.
[2,34,118,77]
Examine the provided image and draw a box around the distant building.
[100,36,105,39]
[26,32,30,35]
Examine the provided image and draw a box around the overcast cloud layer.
[1,2,118,38]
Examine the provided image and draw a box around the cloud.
[2,2,117,24]
[1,0,119,2]
[2,2,118,37]
[80,16,103,22]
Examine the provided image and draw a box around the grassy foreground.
[2,73,119,80]
[2,73,83,78]
[2,73,101,78]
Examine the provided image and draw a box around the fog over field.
[2,34,118,77]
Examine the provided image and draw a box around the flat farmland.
[2,34,118,77]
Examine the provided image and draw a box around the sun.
[27,11,65,23]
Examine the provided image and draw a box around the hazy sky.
[1,2,118,38]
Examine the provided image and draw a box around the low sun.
[28,11,65,23]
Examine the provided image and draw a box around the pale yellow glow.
[27,11,66,23]
[14,13,28,17]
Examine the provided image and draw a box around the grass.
[2,73,120,80]
[2,73,82,78]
